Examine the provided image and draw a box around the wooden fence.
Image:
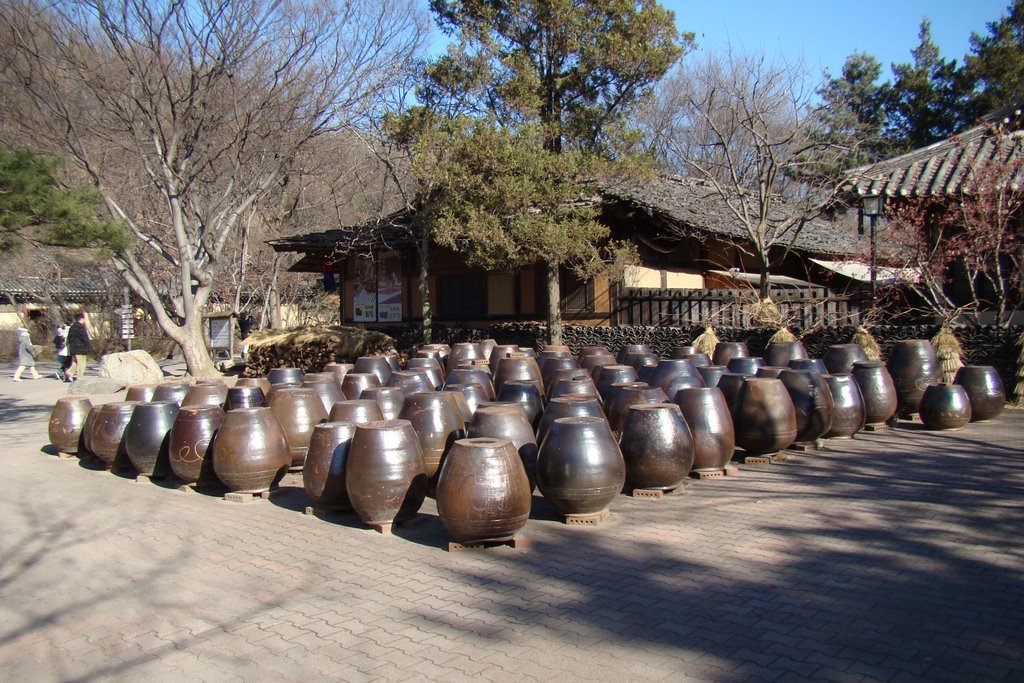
[613,287,867,329]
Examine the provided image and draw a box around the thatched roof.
[268,209,418,271]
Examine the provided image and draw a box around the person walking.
[13,327,40,381]
[54,323,71,381]
[67,311,92,382]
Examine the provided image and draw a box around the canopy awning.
[810,259,920,285]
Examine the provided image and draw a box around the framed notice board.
[207,313,235,359]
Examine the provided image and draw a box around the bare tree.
[0,0,427,376]
[640,49,853,298]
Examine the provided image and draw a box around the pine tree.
[964,0,1024,119]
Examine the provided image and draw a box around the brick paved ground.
[1,360,1022,682]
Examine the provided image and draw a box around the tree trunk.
[547,264,563,347]
[163,316,221,378]
[758,259,771,300]
[419,235,432,344]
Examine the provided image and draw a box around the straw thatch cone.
[852,327,881,361]
[769,327,797,343]
[931,326,964,385]
[748,297,783,328]
[691,326,721,357]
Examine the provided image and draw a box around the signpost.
[207,313,235,361]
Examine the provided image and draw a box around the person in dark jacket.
[67,311,92,382]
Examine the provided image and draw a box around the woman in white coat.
[13,327,40,381]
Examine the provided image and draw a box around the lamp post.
[859,193,884,296]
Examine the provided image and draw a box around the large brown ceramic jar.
[537,348,575,373]
[329,399,384,424]
[90,402,140,468]
[49,396,93,455]
[822,344,869,375]
[441,389,474,426]
[595,365,640,403]
[670,349,711,367]
[548,377,600,404]
[436,437,532,544]
[445,367,496,400]
[823,374,866,439]
[81,404,102,457]
[492,354,544,397]
[764,341,809,368]
[887,339,939,416]
[649,358,705,398]
[324,363,354,386]
[406,358,445,390]
[712,341,749,368]
[717,372,752,410]
[388,370,433,398]
[954,365,1006,422]
[488,344,520,374]
[468,404,539,491]
[540,356,580,390]
[125,384,158,402]
[212,407,290,493]
[577,345,613,362]
[755,366,788,379]
[267,367,304,386]
[675,387,736,471]
[439,383,487,417]
[919,384,972,430]
[447,342,486,374]
[269,387,329,468]
[788,358,828,374]
[169,404,225,486]
[225,386,268,411]
[732,378,798,455]
[303,376,345,413]
[235,376,272,398]
[479,338,498,359]
[536,416,626,517]
[398,392,465,480]
[619,404,694,490]
[152,382,191,405]
[546,368,592,401]
[727,357,765,375]
[360,386,406,420]
[303,421,358,511]
[623,351,660,374]
[497,380,545,427]
[537,395,607,444]
[697,365,727,388]
[607,384,668,434]
[346,419,428,526]
[778,369,834,445]
[580,353,618,379]
[342,372,382,400]
[182,383,228,408]
[124,400,181,477]
[616,343,652,364]
[851,361,899,427]
[353,356,394,386]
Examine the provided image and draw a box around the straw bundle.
[245,325,395,376]
[851,326,881,361]
[930,326,964,384]
[691,326,721,357]
[768,327,798,343]
[748,297,784,328]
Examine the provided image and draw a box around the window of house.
[437,272,487,318]
[561,269,594,312]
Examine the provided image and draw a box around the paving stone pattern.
[1,361,1022,682]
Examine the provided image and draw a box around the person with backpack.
[67,311,92,382]
[54,323,71,381]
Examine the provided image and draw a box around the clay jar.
[649,358,705,398]
[303,376,345,413]
[267,367,304,386]
[919,384,973,430]
[778,369,835,445]
[764,341,809,368]
[329,399,384,424]
[623,351,660,374]
[169,404,225,486]
[712,341,749,368]
[823,374,866,439]
[497,380,545,427]
[182,383,228,408]
[619,403,694,490]
[607,384,668,434]
[440,383,487,417]
[616,343,652,364]
[303,421,358,511]
[398,392,465,480]
[436,437,532,544]
[488,344,520,374]
[595,365,640,403]
[822,344,869,375]
[235,377,272,398]
[468,404,539,491]
[90,402,140,468]
[755,366,789,379]
[445,367,496,400]
[716,372,752,410]
[537,395,607,445]
[675,387,736,472]
[697,365,727,388]
[80,404,101,457]
[447,342,486,374]
[48,396,93,455]
[732,378,798,455]
[788,358,828,374]
[212,407,290,493]
[225,386,268,411]
[353,356,394,386]
[152,382,191,405]
[540,356,580,390]
[269,387,329,469]
[324,363,354,386]
[492,353,544,397]
[125,384,158,402]
[406,358,445,390]
[671,349,711,367]
[727,357,765,375]
[851,361,899,426]
[536,416,626,517]
[388,370,433,398]
[548,376,600,404]
[442,389,474,426]
[342,372,382,400]
[887,339,939,416]
[360,386,406,421]
[478,338,498,360]
[124,400,181,477]
[546,368,592,401]
[346,419,428,527]
[954,365,1006,422]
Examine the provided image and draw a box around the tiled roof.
[268,209,419,256]
[0,276,108,299]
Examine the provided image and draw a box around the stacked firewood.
[245,326,396,376]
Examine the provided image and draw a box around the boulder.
[98,350,163,385]
[70,377,126,395]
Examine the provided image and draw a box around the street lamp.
[859,193,885,296]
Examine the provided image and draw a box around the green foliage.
[0,146,127,252]
[965,0,1024,119]
[815,53,891,169]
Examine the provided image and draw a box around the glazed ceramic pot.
[727,357,765,375]
[497,380,545,427]
[822,344,869,375]
[492,354,544,397]
[125,384,158,402]
[778,369,834,445]
[303,376,345,413]
[954,365,1006,422]
[823,374,866,439]
[152,382,191,405]
[788,358,828,374]
[716,372,752,410]
[670,345,698,357]
[616,343,652,364]
[169,404,225,486]
[406,358,445,390]
[447,342,486,374]
[536,395,607,444]
[851,361,899,427]
[619,403,694,490]
[887,339,939,416]
[212,407,290,493]
[90,402,140,468]
[623,351,660,374]
[436,437,532,544]
[712,342,748,368]
[732,378,798,455]
[266,382,302,403]
[580,353,618,379]
[353,356,394,386]
[479,338,498,360]
[388,370,433,398]
[81,404,101,457]
[329,399,384,424]
[124,400,180,477]
[670,349,711,367]
[303,421,358,511]
[764,341,809,368]
[488,344,520,374]
[182,383,228,409]
[324,363,354,386]
[536,416,626,517]
[755,366,788,379]
[269,387,329,468]
[546,368,592,401]
[346,419,428,526]
[577,345,613,362]
[445,367,496,400]
[607,384,668,434]
[468,404,539,491]
[595,365,640,403]
[441,389,474,426]
[398,392,465,480]
[919,384,972,430]
[235,376,272,397]
[649,358,705,398]
[225,386,268,411]
[675,387,736,471]
[697,365,727,388]
[359,386,406,421]
[548,377,600,404]
[267,367,304,386]
[48,396,93,455]
[540,356,580,390]
[441,383,489,417]
[637,363,659,385]
[342,372,382,400]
